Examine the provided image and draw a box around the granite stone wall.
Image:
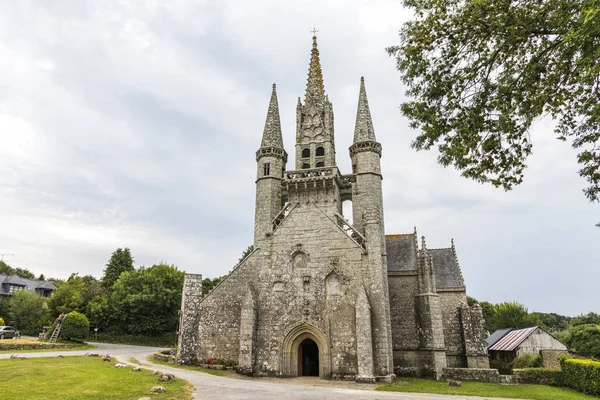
[442,367,500,383]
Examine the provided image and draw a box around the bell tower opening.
[298,338,319,376]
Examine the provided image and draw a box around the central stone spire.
[304,35,326,104]
[295,34,336,170]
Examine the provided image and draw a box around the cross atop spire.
[261,83,284,148]
[304,34,325,104]
[353,77,377,143]
[310,26,319,36]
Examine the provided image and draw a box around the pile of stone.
[10,354,27,360]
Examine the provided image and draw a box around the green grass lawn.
[378,378,596,400]
[147,355,235,377]
[0,356,193,399]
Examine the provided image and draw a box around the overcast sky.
[1,1,598,316]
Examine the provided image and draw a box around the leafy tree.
[6,291,46,335]
[566,324,600,358]
[479,301,496,333]
[37,274,45,281]
[59,311,90,340]
[532,312,572,331]
[202,276,227,296]
[237,245,254,266]
[85,295,109,329]
[387,0,600,204]
[46,273,85,316]
[0,260,14,275]
[102,248,134,289]
[109,263,184,335]
[14,267,35,279]
[492,301,540,331]
[0,261,35,279]
[571,312,600,327]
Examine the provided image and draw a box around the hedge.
[60,311,90,340]
[92,332,177,347]
[513,368,563,386]
[560,358,600,396]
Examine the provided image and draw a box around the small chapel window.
[316,162,324,168]
[263,163,271,176]
[302,148,310,158]
[302,163,310,169]
[316,146,325,157]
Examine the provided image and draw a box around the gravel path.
[1,342,512,400]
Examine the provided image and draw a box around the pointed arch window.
[316,147,324,157]
[302,148,311,158]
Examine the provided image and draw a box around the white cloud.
[0,0,597,316]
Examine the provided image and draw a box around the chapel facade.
[177,36,489,382]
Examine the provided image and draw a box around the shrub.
[0,317,4,325]
[511,353,542,369]
[93,332,176,347]
[567,324,600,359]
[60,311,90,340]
[489,359,512,374]
[513,368,564,386]
[560,358,600,396]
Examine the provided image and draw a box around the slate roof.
[428,248,465,289]
[385,234,466,290]
[488,326,538,351]
[0,274,57,296]
[486,328,512,348]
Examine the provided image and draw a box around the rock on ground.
[133,367,142,372]
[150,386,166,393]
[114,363,128,368]
[447,379,462,387]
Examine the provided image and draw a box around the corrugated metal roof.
[488,326,538,351]
[486,328,512,348]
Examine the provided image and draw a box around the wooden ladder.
[48,314,65,343]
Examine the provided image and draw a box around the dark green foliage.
[561,358,600,396]
[102,248,134,289]
[387,0,600,205]
[533,312,572,332]
[479,301,496,333]
[202,276,226,296]
[0,261,35,279]
[511,353,542,369]
[567,324,600,358]
[237,245,254,266]
[5,291,46,335]
[492,302,541,331]
[514,368,564,386]
[109,263,184,336]
[60,311,90,340]
[46,273,86,316]
[570,312,600,327]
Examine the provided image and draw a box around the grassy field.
[0,338,95,353]
[148,355,235,377]
[0,356,193,399]
[378,378,596,400]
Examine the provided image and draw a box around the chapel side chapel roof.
[385,234,466,290]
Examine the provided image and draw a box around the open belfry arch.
[177,34,489,382]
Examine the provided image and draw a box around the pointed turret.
[353,77,376,143]
[304,35,325,104]
[261,84,284,148]
[254,84,287,246]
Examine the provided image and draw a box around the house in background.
[0,275,56,299]
[487,326,568,365]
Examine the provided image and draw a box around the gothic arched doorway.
[298,338,319,376]
[282,322,330,378]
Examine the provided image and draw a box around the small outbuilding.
[487,326,567,364]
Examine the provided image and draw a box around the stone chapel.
[177,35,489,382]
